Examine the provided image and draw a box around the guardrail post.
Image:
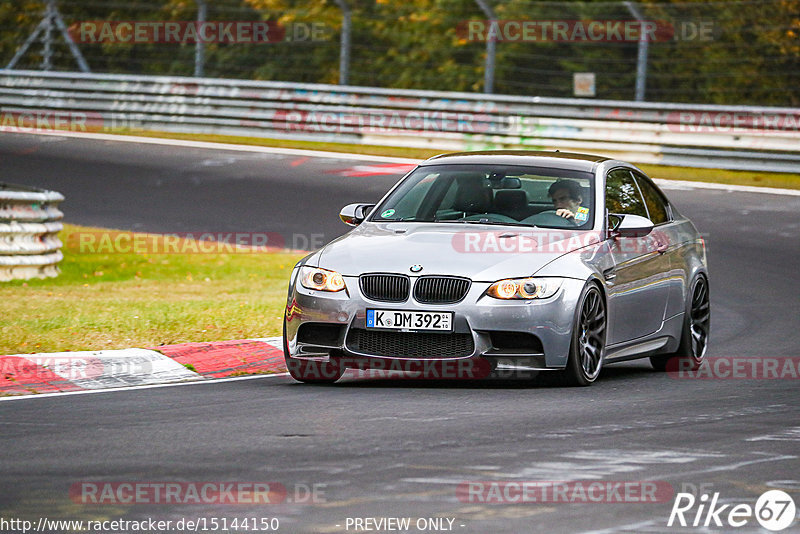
[474,0,496,94]
[195,0,207,77]
[334,0,351,85]
[624,1,649,102]
[4,0,90,72]
[41,0,55,70]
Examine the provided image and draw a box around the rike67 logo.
[668,490,796,531]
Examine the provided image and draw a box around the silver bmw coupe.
[283,151,709,386]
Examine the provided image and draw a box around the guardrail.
[0,182,64,281]
[1,70,799,173]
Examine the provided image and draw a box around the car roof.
[419,150,610,172]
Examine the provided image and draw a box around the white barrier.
[0,70,799,172]
[0,183,64,281]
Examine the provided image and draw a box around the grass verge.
[0,224,304,355]
[110,128,800,190]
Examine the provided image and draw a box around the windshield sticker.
[575,207,589,222]
[381,209,396,218]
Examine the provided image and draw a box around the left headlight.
[299,266,346,292]
[486,277,562,300]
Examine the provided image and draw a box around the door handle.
[656,241,668,254]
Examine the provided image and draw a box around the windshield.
[369,164,595,229]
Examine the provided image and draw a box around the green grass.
[0,225,304,355]
[111,128,800,190]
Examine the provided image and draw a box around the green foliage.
[0,0,797,104]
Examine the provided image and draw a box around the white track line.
[17,130,422,164]
[17,130,800,196]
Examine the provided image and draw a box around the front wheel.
[286,358,344,384]
[560,283,607,386]
[651,275,710,372]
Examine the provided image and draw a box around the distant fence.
[1,70,799,173]
[0,182,64,281]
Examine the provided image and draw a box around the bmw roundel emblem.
[410,264,423,273]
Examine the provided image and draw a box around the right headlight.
[486,277,563,300]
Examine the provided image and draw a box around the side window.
[605,169,648,217]
[633,172,670,225]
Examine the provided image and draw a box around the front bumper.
[284,274,586,371]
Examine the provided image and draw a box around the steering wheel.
[460,213,519,223]
[523,210,578,227]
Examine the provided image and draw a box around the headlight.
[486,277,562,300]
[300,266,346,292]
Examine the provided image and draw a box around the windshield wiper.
[436,218,537,228]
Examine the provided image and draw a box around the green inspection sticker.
[381,209,396,218]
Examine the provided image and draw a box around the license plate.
[366,309,453,332]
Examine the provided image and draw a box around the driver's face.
[551,188,581,212]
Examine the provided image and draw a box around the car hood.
[316,222,601,281]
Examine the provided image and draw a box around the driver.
[548,179,585,222]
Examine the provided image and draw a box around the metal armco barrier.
[0,183,64,281]
[0,70,799,173]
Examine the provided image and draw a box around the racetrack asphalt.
[1,132,799,533]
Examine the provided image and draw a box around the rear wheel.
[560,283,606,386]
[283,321,344,384]
[651,275,710,372]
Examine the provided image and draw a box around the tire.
[651,275,710,372]
[286,358,344,384]
[283,321,344,384]
[560,283,607,386]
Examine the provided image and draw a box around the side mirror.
[339,203,375,226]
[610,213,654,238]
